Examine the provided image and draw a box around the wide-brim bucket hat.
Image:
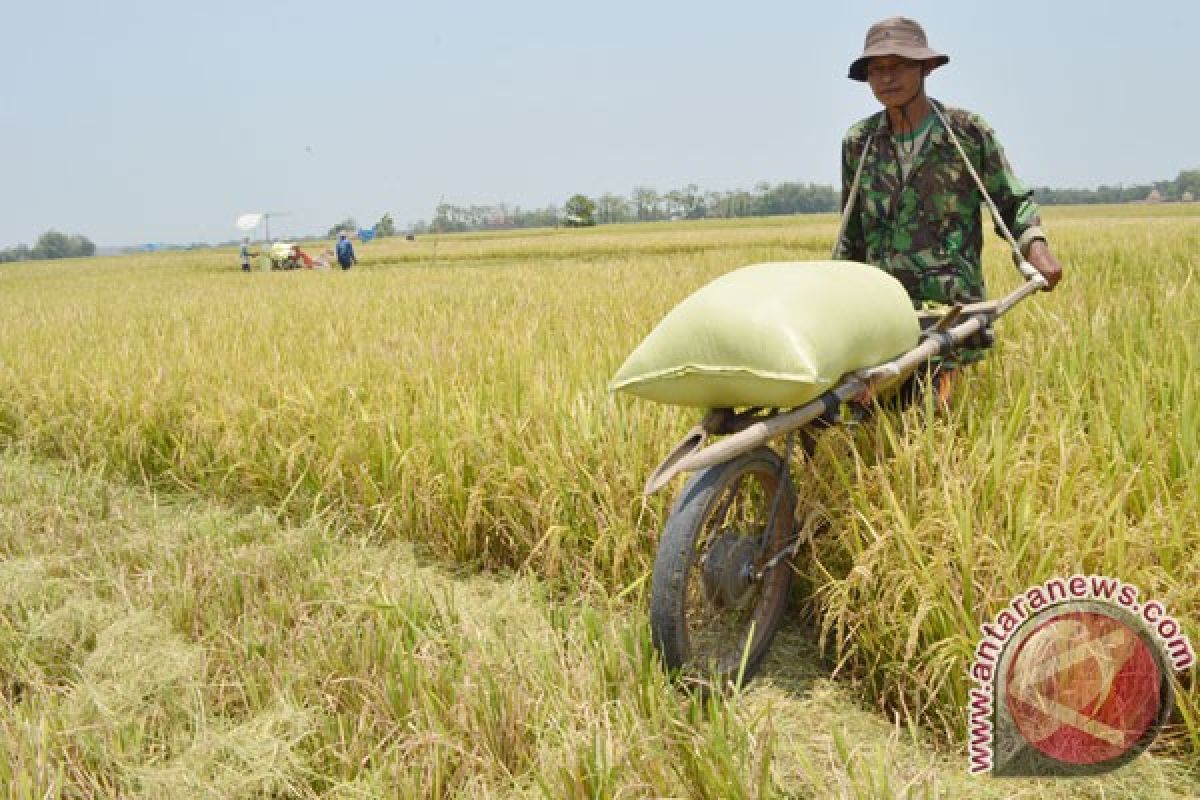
[848,16,948,81]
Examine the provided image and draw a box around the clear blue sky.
[3,0,1196,246]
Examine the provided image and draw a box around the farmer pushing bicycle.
[620,17,1068,687]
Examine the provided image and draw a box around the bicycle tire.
[649,446,796,687]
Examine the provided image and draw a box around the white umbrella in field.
[235,213,264,231]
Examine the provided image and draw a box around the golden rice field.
[0,205,1197,797]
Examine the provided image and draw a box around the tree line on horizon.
[3,170,1196,256]
[416,182,839,233]
[1031,168,1199,205]
[415,168,1200,232]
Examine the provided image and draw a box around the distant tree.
[70,233,96,257]
[430,203,466,233]
[375,213,396,238]
[595,193,632,224]
[0,244,30,263]
[753,181,772,215]
[563,194,596,226]
[2,232,94,262]
[726,190,755,217]
[326,217,357,238]
[705,190,729,218]
[664,189,688,219]
[28,230,94,260]
[31,231,72,260]
[631,186,661,221]
[1174,169,1200,200]
[678,183,705,219]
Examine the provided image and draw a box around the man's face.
[866,56,926,109]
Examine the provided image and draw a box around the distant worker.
[835,16,1063,402]
[268,242,315,270]
[292,245,315,269]
[238,237,257,272]
[336,233,357,270]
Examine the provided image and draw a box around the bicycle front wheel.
[649,446,796,687]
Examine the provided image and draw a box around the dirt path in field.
[1,449,1195,799]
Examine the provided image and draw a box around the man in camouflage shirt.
[836,17,1062,377]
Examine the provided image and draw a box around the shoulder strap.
[831,113,882,259]
[928,102,1042,282]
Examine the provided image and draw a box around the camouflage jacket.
[836,100,1045,308]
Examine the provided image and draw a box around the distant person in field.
[835,17,1063,400]
[292,245,315,269]
[336,233,356,270]
[239,237,257,272]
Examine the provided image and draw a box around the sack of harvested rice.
[270,242,295,262]
[609,261,919,408]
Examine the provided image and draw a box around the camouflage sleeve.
[976,119,1046,255]
[837,130,867,261]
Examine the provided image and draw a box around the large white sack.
[610,261,920,408]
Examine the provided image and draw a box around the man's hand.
[1027,239,1063,290]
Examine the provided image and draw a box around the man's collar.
[870,98,948,144]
